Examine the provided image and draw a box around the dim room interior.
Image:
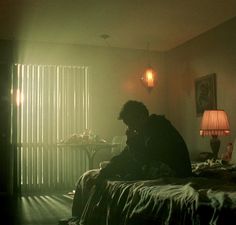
[1,1,236,224]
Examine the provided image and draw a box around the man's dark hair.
[118,100,149,120]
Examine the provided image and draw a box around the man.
[96,100,192,181]
[70,100,192,221]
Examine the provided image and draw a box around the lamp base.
[210,135,220,159]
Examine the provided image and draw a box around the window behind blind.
[13,64,90,193]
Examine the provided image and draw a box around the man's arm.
[97,146,131,179]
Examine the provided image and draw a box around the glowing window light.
[16,89,24,106]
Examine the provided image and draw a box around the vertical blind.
[14,64,90,193]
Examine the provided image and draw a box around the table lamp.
[200,110,230,159]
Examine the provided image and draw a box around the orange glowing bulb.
[146,70,154,87]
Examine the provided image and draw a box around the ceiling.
[1,0,236,51]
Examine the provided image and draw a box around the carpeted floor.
[17,194,73,225]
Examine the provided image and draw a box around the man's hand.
[126,128,138,141]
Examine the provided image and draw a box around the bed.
[71,160,236,225]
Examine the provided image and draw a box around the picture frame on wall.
[195,73,217,117]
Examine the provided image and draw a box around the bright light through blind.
[14,64,90,193]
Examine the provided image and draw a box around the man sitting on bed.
[97,100,192,180]
[68,100,192,223]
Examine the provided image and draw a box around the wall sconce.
[140,42,157,92]
[141,67,157,92]
[200,110,230,159]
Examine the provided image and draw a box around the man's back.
[144,114,192,177]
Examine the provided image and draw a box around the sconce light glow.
[146,69,154,87]
[141,67,157,92]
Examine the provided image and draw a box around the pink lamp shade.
[200,110,230,136]
[200,110,230,159]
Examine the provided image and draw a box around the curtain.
[13,64,90,193]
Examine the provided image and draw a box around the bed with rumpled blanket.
[69,161,236,225]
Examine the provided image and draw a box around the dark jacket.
[99,114,192,180]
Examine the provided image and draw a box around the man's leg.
[72,169,100,217]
